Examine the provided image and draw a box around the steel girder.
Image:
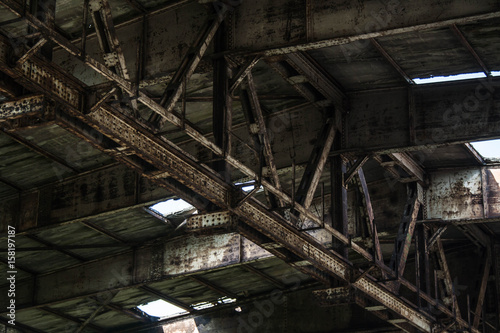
[0,34,479,333]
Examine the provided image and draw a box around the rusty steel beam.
[388,153,426,186]
[434,238,462,320]
[389,183,421,291]
[212,22,231,181]
[296,118,336,211]
[229,56,260,95]
[374,154,425,185]
[89,0,137,110]
[243,72,282,193]
[186,211,235,232]
[464,143,485,165]
[330,141,349,258]
[40,306,105,332]
[0,233,270,312]
[0,164,172,237]
[89,0,131,81]
[267,58,328,109]
[344,155,369,187]
[427,225,448,251]
[81,106,434,330]
[0,94,47,120]
[76,292,117,333]
[150,11,227,126]
[81,221,129,245]
[450,24,491,76]
[370,39,414,85]
[16,37,47,66]
[472,249,491,328]
[189,275,238,300]
[0,35,477,332]
[357,168,383,264]
[284,52,346,111]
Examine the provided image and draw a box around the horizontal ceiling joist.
[0,163,170,237]
[345,78,500,154]
[0,233,271,311]
[45,0,500,73]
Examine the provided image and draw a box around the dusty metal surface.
[0,0,499,332]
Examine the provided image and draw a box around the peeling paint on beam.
[0,164,170,236]
[0,94,46,120]
[0,233,271,311]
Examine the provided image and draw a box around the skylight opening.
[137,299,189,319]
[149,198,194,217]
[470,139,500,160]
[234,180,264,193]
[217,296,237,304]
[191,297,237,311]
[413,72,486,85]
[491,71,500,77]
[192,301,215,311]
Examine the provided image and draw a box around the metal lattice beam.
[0,29,480,333]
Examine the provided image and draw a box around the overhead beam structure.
[0,233,271,311]
[389,183,421,291]
[0,34,460,333]
[0,1,498,331]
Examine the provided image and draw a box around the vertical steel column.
[212,19,231,183]
[331,133,348,258]
[29,0,55,59]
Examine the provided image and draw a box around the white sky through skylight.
[470,139,500,159]
[149,198,194,216]
[491,71,500,77]
[413,72,486,84]
[138,299,188,318]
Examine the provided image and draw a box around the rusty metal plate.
[0,94,45,120]
[186,211,235,231]
[426,169,484,220]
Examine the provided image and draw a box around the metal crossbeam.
[434,238,462,320]
[150,12,227,126]
[473,249,491,328]
[357,168,383,264]
[295,118,336,210]
[241,72,282,196]
[389,184,421,290]
[0,30,480,333]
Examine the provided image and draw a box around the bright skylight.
[191,297,236,311]
[470,139,500,159]
[137,299,189,319]
[491,71,500,77]
[413,72,486,84]
[234,180,263,193]
[149,198,194,216]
